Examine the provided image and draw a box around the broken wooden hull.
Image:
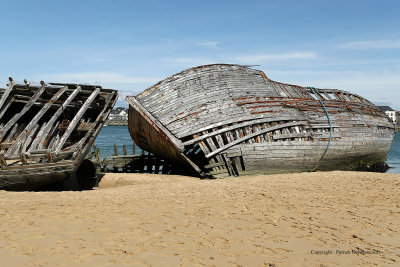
[0,78,118,190]
[127,64,395,178]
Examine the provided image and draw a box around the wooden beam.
[24,86,67,134]
[4,86,68,158]
[0,82,46,141]
[183,115,306,138]
[29,86,82,151]
[38,121,59,150]
[0,77,15,114]
[71,90,118,162]
[0,152,8,169]
[272,132,311,140]
[126,96,184,150]
[54,88,100,154]
[205,121,307,158]
[21,124,40,152]
[0,143,12,150]
[5,124,40,159]
[3,123,19,144]
[183,117,307,146]
[0,99,14,124]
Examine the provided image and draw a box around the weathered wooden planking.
[4,86,68,158]
[182,115,307,145]
[206,121,308,158]
[55,88,100,154]
[0,83,46,141]
[29,86,83,151]
[127,64,395,178]
[0,79,118,190]
[0,78,15,114]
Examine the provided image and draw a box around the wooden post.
[96,148,100,161]
[133,142,136,155]
[123,145,127,155]
[114,143,118,156]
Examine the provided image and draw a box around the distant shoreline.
[105,121,128,126]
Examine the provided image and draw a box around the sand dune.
[0,171,399,266]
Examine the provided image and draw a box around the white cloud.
[115,89,137,102]
[164,57,217,66]
[316,75,400,109]
[339,40,400,50]
[264,70,350,76]
[197,41,219,49]
[236,52,316,63]
[23,73,159,102]
[266,69,400,110]
[35,72,160,85]
[164,52,317,67]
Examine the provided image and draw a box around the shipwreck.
[0,78,118,190]
[127,64,395,178]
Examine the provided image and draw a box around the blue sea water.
[386,133,400,174]
[94,127,400,174]
[93,126,142,159]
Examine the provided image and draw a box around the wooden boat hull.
[0,79,118,190]
[0,162,74,190]
[127,64,395,178]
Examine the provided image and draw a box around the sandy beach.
[0,171,399,266]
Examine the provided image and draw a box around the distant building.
[378,106,399,125]
[107,107,128,125]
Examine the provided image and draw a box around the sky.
[0,0,399,109]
